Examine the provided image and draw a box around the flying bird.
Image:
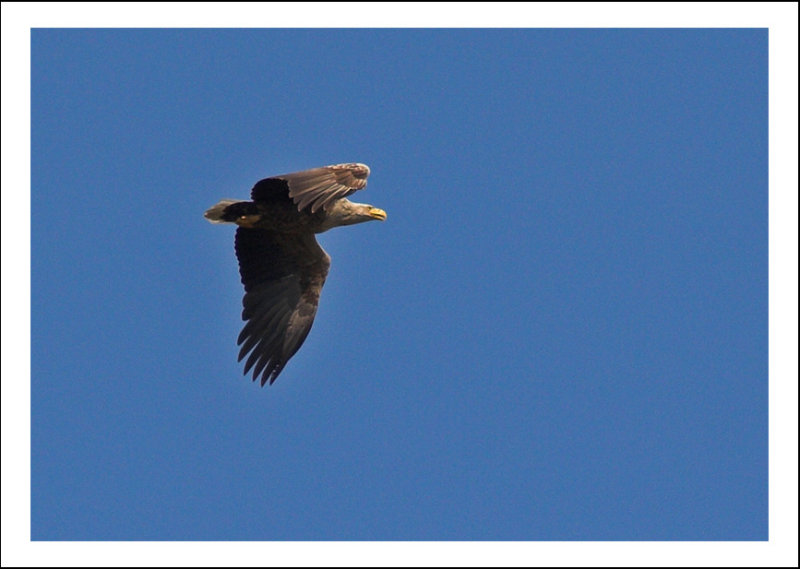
[205,163,386,386]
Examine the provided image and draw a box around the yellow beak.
[369,207,387,221]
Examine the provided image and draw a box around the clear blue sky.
[31,28,767,541]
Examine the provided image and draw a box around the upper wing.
[234,227,331,386]
[250,163,370,214]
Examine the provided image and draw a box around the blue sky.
[28,28,769,541]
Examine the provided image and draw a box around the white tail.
[204,199,239,224]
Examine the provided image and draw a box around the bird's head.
[326,199,387,228]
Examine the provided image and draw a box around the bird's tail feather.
[204,200,258,224]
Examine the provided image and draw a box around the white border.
[2,3,797,567]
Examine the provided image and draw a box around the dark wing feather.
[250,163,370,214]
[249,177,292,205]
[234,227,330,385]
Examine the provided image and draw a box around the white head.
[320,198,387,231]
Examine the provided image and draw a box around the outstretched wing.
[234,227,331,386]
[250,163,370,214]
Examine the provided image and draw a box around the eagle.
[205,163,386,386]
